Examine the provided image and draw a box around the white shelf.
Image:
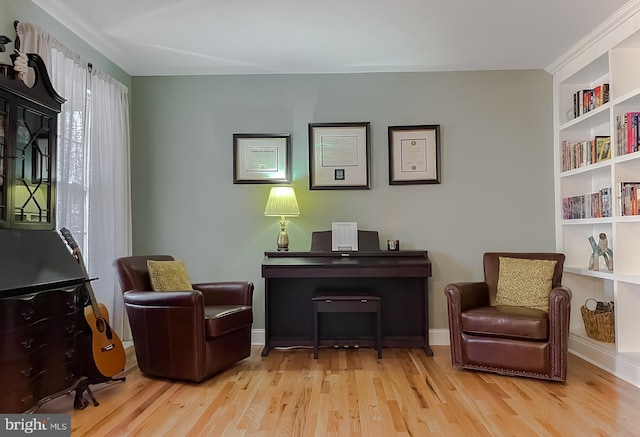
[561,217,613,225]
[611,86,640,107]
[564,267,614,279]
[553,2,640,388]
[559,161,611,178]
[617,275,640,285]
[560,103,610,131]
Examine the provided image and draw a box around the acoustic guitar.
[60,228,126,378]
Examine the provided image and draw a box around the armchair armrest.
[547,285,572,381]
[548,285,572,317]
[444,281,489,367]
[444,282,490,311]
[193,281,254,306]
[123,290,204,308]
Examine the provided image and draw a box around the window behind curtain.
[18,22,132,339]
[52,49,90,256]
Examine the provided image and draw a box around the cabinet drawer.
[0,347,48,387]
[0,287,82,329]
[0,332,81,388]
[0,312,82,363]
[0,371,48,413]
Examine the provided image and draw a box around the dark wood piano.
[261,230,432,356]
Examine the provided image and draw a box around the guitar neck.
[61,228,104,321]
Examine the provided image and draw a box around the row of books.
[615,112,640,156]
[620,182,640,216]
[562,187,612,220]
[561,136,611,171]
[572,83,609,119]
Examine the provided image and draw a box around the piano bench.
[311,294,382,359]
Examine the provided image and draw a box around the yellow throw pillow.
[147,260,194,292]
[495,257,557,311]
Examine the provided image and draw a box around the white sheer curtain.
[17,22,132,340]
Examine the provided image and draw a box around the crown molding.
[30,0,129,74]
[545,0,640,74]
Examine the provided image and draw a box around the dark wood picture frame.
[308,122,371,190]
[233,133,291,184]
[388,125,441,185]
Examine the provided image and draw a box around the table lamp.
[264,186,299,251]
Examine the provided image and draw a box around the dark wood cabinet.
[0,53,96,413]
[0,228,91,414]
[0,286,85,413]
[0,54,64,230]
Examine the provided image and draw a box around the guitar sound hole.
[95,318,105,333]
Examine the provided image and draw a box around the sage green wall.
[0,0,130,90]
[131,71,554,331]
[1,0,555,333]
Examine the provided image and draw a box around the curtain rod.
[14,20,95,74]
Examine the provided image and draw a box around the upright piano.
[261,231,432,356]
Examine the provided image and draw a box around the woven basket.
[580,299,615,343]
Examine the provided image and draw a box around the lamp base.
[276,229,289,251]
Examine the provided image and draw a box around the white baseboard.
[429,329,450,346]
[251,329,265,345]
[569,333,640,388]
[251,328,451,346]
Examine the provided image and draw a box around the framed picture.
[388,125,441,185]
[233,133,291,184]
[308,122,371,190]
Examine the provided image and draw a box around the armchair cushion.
[461,305,549,340]
[147,259,194,291]
[495,257,557,311]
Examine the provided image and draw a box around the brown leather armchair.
[444,252,572,382]
[113,255,254,382]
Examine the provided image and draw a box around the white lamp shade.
[264,186,300,217]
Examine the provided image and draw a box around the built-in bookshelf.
[549,1,640,388]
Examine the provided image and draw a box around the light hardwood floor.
[38,345,640,436]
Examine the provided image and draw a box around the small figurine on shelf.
[588,233,613,271]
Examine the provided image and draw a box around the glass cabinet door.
[12,105,54,227]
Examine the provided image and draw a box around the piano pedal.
[353,342,360,349]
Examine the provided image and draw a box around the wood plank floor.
[38,346,640,436]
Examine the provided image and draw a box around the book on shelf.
[596,136,611,162]
[623,112,640,155]
[619,182,640,216]
[603,83,610,105]
[594,85,603,107]
[561,139,598,171]
[571,83,610,118]
[562,187,611,219]
[601,186,611,217]
[630,112,638,154]
[616,114,627,156]
[561,135,612,171]
[583,89,593,114]
[591,192,602,218]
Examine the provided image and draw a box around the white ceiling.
[31,0,631,77]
